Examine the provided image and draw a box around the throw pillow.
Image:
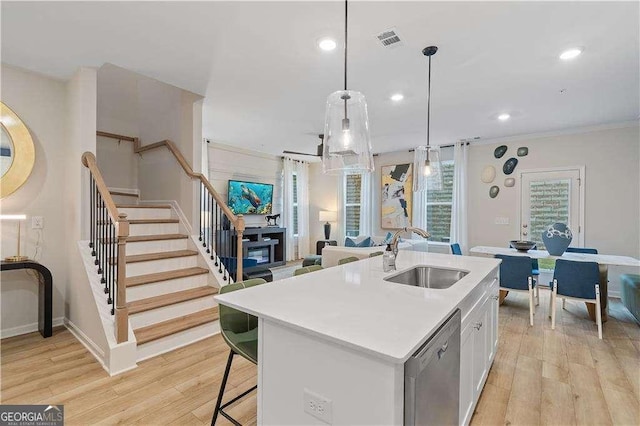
[357,237,372,248]
[345,237,356,247]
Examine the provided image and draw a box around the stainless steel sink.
[384,266,468,289]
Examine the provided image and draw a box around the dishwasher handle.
[409,309,461,374]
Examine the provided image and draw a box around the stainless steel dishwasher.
[404,309,461,426]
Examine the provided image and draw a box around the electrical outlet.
[303,389,332,424]
[32,216,44,229]
[494,217,509,225]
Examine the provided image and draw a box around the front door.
[520,168,583,249]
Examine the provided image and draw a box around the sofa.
[320,235,411,268]
[621,274,640,323]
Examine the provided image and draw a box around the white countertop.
[215,251,501,364]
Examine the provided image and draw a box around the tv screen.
[228,180,273,215]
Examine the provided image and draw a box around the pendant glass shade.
[322,90,374,174]
[413,145,443,191]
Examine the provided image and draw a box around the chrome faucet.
[388,227,431,270]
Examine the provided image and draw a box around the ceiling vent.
[376,28,403,48]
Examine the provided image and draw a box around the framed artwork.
[381,163,413,229]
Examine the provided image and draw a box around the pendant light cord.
[344,0,348,92]
[426,54,431,148]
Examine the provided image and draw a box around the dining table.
[469,246,640,322]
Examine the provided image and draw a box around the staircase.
[111,192,221,361]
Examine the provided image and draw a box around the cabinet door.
[472,298,490,395]
[488,283,499,363]
[459,322,475,426]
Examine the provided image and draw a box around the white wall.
[467,124,640,295]
[207,142,283,228]
[64,66,109,351]
[0,64,68,336]
[96,64,203,229]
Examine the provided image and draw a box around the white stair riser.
[110,194,139,204]
[130,296,216,329]
[136,321,220,362]
[126,256,198,277]
[127,274,209,301]
[117,207,172,220]
[128,223,179,236]
[125,239,188,255]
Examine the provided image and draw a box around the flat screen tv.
[228,180,273,215]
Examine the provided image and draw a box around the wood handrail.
[81,151,129,344]
[97,131,246,281]
[82,152,127,229]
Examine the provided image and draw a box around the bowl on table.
[510,240,537,252]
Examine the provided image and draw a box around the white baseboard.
[0,317,64,339]
[64,318,109,374]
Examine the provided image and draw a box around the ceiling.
[2,1,639,156]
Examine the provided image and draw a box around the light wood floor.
[1,292,638,425]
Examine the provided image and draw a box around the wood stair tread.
[126,267,209,287]
[120,249,198,264]
[134,307,220,345]
[98,219,179,225]
[116,204,172,209]
[128,286,218,315]
[109,191,139,197]
[127,233,188,242]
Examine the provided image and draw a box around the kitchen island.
[215,251,500,425]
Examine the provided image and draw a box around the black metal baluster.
[199,183,203,242]
[217,206,222,272]
[95,189,100,266]
[209,193,214,258]
[89,175,94,251]
[110,223,115,315]
[205,189,210,250]
[212,201,217,262]
[223,223,229,281]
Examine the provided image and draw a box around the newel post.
[235,215,245,282]
[115,213,129,343]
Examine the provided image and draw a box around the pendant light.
[322,0,374,175]
[413,46,443,191]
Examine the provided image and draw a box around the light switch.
[32,216,44,229]
[494,217,509,225]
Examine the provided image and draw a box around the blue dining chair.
[450,243,462,255]
[495,254,538,326]
[551,259,602,339]
[566,247,598,254]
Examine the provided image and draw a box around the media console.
[223,227,286,271]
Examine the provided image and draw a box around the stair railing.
[81,152,129,344]
[96,131,246,282]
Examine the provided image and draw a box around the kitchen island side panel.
[259,318,404,425]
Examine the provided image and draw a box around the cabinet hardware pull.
[492,295,499,300]
[474,322,483,330]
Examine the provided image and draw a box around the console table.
[1,260,53,338]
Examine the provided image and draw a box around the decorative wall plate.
[489,185,499,198]
[504,177,515,187]
[503,157,518,175]
[494,145,508,159]
[517,147,528,157]
[481,166,496,183]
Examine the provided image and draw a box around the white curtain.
[412,174,428,233]
[450,141,469,253]
[297,161,310,258]
[283,157,310,260]
[337,174,346,244]
[359,172,373,237]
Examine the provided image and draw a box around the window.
[344,174,362,237]
[426,161,454,242]
[292,172,298,236]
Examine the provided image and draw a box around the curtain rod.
[373,140,472,157]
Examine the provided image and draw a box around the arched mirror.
[1,102,35,198]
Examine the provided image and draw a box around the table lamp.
[1,214,29,262]
[319,211,337,240]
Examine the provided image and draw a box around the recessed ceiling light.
[390,93,404,102]
[498,113,511,121]
[559,48,582,60]
[318,38,337,51]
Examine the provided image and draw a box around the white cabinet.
[459,278,499,426]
